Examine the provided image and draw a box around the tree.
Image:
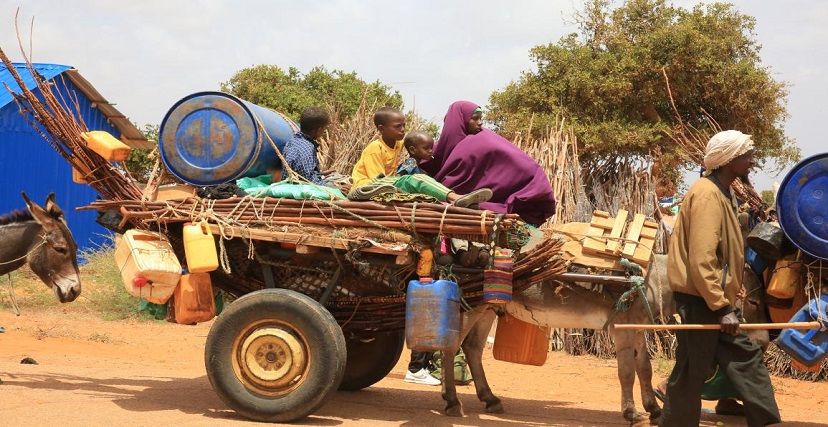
[124,124,159,181]
[220,65,404,122]
[488,0,799,179]
[760,189,775,207]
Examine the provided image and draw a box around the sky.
[1,0,825,191]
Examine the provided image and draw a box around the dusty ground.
[1,310,827,427]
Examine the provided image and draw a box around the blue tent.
[0,63,150,252]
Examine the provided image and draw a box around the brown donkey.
[0,193,81,303]
[437,254,768,423]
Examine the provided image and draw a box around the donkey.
[0,193,81,303]
[438,254,767,422]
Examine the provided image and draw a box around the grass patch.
[79,243,156,321]
[0,240,156,322]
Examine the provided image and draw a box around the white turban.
[702,130,754,175]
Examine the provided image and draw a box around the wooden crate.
[580,210,658,268]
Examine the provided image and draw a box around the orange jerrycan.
[493,313,550,366]
[173,273,216,325]
[183,222,219,273]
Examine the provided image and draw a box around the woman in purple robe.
[420,100,556,226]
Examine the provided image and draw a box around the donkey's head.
[21,192,81,303]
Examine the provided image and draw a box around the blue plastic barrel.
[159,92,298,186]
[405,278,461,352]
[777,153,828,260]
[776,293,828,367]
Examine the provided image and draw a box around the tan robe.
[667,177,744,314]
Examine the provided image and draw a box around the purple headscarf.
[422,101,556,226]
[424,100,479,173]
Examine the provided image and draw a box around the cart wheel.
[339,329,405,391]
[205,289,346,422]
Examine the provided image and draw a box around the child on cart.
[349,107,491,207]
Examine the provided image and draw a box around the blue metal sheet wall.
[0,74,120,252]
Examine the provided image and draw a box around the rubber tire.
[339,329,405,391]
[204,289,346,423]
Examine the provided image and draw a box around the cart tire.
[204,289,346,422]
[339,329,405,391]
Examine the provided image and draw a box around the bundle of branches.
[582,156,658,221]
[85,196,530,247]
[317,95,380,173]
[511,118,658,228]
[551,329,617,359]
[662,68,767,219]
[0,44,141,201]
[764,343,828,381]
[317,95,434,174]
[511,117,592,225]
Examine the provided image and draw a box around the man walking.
[660,130,781,427]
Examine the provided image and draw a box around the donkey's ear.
[44,192,64,219]
[22,192,56,230]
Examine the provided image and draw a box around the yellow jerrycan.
[80,130,132,161]
[183,222,219,273]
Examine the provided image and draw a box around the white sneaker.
[404,368,441,386]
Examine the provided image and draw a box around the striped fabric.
[483,248,514,304]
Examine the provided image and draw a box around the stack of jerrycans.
[173,222,220,324]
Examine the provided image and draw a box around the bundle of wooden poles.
[83,197,530,246]
[662,68,767,219]
[0,47,142,201]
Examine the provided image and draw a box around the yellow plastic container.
[767,252,801,301]
[493,313,550,366]
[172,273,216,325]
[183,222,219,273]
[81,130,132,161]
[114,229,181,304]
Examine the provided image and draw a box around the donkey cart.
[88,195,566,422]
[0,60,567,421]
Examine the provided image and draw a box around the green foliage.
[761,189,775,207]
[124,124,159,182]
[488,0,799,171]
[220,65,404,122]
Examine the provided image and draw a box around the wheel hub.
[237,326,307,394]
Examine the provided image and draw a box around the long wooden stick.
[614,321,822,331]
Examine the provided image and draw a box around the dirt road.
[1,310,826,426]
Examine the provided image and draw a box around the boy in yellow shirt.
[350,108,491,207]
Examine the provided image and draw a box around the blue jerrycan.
[777,293,828,367]
[405,278,462,352]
